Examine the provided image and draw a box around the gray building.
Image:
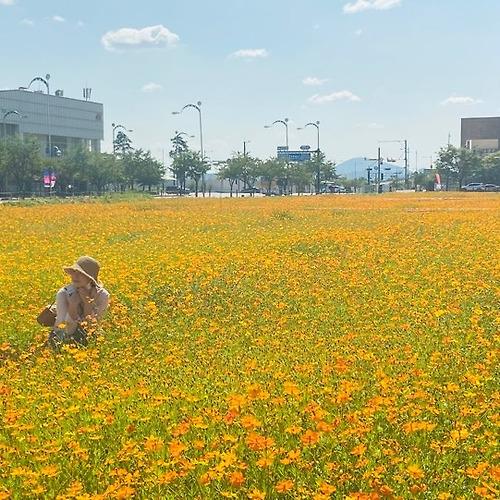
[460,116,500,153]
[1,88,103,156]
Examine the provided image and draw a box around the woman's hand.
[76,287,97,319]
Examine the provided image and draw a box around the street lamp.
[3,110,26,141]
[172,102,203,158]
[112,123,133,154]
[172,101,204,193]
[21,74,51,156]
[264,118,289,149]
[297,121,320,193]
[297,121,320,152]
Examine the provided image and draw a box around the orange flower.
[240,415,261,430]
[247,488,266,499]
[379,484,393,497]
[144,436,164,452]
[168,439,187,457]
[256,456,274,468]
[275,479,294,493]
[229,471,245,488]
[301,429,321,446]
[350,443,367,456]
[318,481,337,494]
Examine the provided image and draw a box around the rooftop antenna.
[83,84,92,101]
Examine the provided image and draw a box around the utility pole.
[377,147,382,193]
[379,139,409,190]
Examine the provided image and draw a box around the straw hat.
[63,256,101,286]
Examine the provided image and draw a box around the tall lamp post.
[20,75,51,156]
[297,121,320,193]
[172,101,204,193]
[264,118,289,149]
[112,123,133,154]
[3,110,25,141]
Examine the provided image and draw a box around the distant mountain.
[336,157,405,180]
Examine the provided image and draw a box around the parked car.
[240,187,261,194]
[461,183,485,192]
[165,185,190,195]
[323,185,347,194]
[483,183,499,192]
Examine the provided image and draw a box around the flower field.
[1,192,499,499]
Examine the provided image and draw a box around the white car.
[461,183,484,192]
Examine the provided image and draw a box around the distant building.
[461,117,500,154]
[0,88,103,156]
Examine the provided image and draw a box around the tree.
[218,153,261,195]
[481,152,500,185]
[169,133,190,189]
[288,162,314,194]
[303,151,337,193]
[171,150,209,196]
[122,149,165,191]
[59,146,91,193]
[435,145,482,189]
[258,157,288,194]
[170,133,189,157]
[114,130,133,156]
[87,152,121,194]
[4,137,42,196]
[217,161,239,196]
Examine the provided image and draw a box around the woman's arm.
[55,286,79,327]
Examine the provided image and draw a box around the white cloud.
[141,82,162,93]
[343,0,402,14]
[440,95,482,106]
[53,15,65,23]
[102,25,180,52]
[0,0,14,5]
[20,18,34,26]
[229,49,268,59]
[302,76,329,86]
[308,90,361,104]
[354,29,363,36]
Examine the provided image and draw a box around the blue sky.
[1,0,499,170]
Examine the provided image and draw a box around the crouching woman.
[49,256,110,350]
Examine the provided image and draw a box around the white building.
[1,87,103,156]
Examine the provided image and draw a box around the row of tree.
[169,132,338,196]
[0,135,166,196]
[2,131,499,198]
[434,145,500,188]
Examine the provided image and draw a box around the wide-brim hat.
[63,256,101,286]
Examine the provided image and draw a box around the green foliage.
[113,130,133,156]
[170,150,209,196]
[435,145,485,188]
[122,149,165,191]
[1,136,42,194]
[217,153,262,193]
